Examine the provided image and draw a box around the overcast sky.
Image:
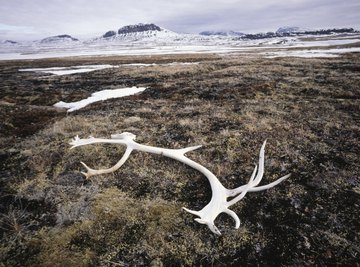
[1,0,359,40]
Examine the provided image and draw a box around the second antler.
[70,132,290,235]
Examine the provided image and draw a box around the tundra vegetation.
[0,52,359,266]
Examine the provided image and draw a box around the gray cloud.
[1,0,359,40]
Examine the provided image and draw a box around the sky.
[1,0,359,40]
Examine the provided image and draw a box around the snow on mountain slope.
[1,40,18,45]
[91,23,243,45]
[40,35,79,44]
[93,23,180,43]
[276,26,303,34]
[0,23,359,60]
[200,30,245,37]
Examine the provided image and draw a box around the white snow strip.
[1,45,244,60]
[19,62,199,76]
[54,86,146,112]
[262,47,360,58]
[19,64,114,75]
[123,62,199,67]
[288,38,360,48]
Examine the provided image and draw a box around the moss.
[19,187,254,266]
[28,226,96,267]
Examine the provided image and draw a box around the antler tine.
[251,140,266,186]
[224,209,241,229]
[80,161,96,179]
[229,140,271,197]
[182,207,200,216]
[179,145,202,155]
[80,147,133,179]
[247,173,291,192]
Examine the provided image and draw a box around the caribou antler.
[70,132,290,235]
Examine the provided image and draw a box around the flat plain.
[0,50,359,266]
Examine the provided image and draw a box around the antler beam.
[70,132,290,235]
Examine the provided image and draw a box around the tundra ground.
[0,52,359,266]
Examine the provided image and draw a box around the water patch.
[54,86,146,112]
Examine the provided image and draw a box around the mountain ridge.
[99,23,178,41]
[2,23,359,44]
[40,34,79,43]
[199,30,245,37]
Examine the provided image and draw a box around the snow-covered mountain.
[40,34,79,44]
[85,23,233,47]
[3,24,358,47]
[1,23,359,60]
[200,30,244,37]
[102,31,116,38]
[96,23,179,42]
[275,26,356,36]
[118,23,162,34]
[276,26,303,34]
[2,40,18,45]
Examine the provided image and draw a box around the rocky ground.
[0,52,359,266]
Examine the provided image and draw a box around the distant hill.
[3,40,18,45]
[40,34,79,44]
[117,23,162,34]
[241,27,357,40]
[276,26,303,34]
[199,30,244,37]
[1,24,358,50]
[98,23,179,41]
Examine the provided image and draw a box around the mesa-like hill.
[40,34,79,44]
[97,23,179,41]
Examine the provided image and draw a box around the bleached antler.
[183,140,290,235]
[70,132,290,235]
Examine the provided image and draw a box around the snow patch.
[289,38,360,48]
[19,64,113,75]
[19,62,199,75]
[262,47,360,58]
[54,87,146,112]
[123,62,199,67]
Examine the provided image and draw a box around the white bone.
[70,132,290,235]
